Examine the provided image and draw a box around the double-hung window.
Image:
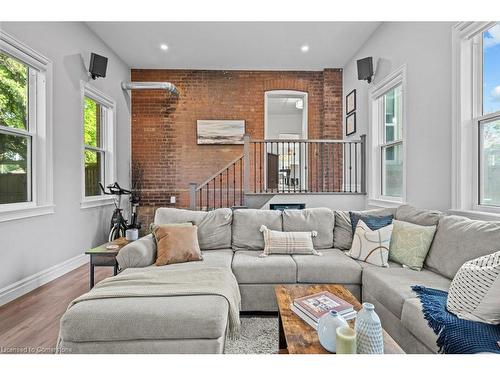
[452,22,500,215]
[477,24,500,208]
[81,83,116,207]
[369,65,406,205]
[0,31,53,222]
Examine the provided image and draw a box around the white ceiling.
[86,22,381,70]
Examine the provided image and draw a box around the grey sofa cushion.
[116,234,156,270]
[59,295,229,342]
[401,298,439,353]
[395,205,443,226]
[154,207,232,250]
[231,251,297,283]
[282,208,335,249]
[425,215,500,279]
[362,265,451,319]
[232,209,282,250]
[292,248,362,284]
[333,208,396,250]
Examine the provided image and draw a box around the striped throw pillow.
[447,250,500,324]
[259,225,321,257]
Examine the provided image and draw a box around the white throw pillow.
[347,220,393,267]
[259,225,321,257]
[446,250,500,324]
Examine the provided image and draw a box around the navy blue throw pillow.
[349,212,394,235]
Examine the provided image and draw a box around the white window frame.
[0,31,54,223]
[368,65,407,208]
[80,82,116,209]
[451,22,500,218]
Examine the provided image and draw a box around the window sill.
[0,204,55,223]
[367,197,404,209]
[80,197,115,209]
[448,209,500,221]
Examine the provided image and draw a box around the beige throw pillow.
[259,225,321,257]
[347,220,393,267]
[153,225,203,266]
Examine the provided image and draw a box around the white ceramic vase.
[354,302,384,354]
[317,311,348,352]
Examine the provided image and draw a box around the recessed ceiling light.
[160,44,169,51]
[301,45,309,53]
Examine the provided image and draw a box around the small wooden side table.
[85,237,129,289]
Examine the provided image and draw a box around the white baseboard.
[0,254,88,307]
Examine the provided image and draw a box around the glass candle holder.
[335,326,357,354]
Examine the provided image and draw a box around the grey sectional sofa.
[58,205,500,354]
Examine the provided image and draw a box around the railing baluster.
[355,143,358,193]
[239,158,243,206]
[260,142,263,193]
[349,142,353,193]
[293,141,296,193]
[332,143,335,192]
[298,141,304,193]
[199,188,201,211]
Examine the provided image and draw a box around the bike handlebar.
[99,182,132,196]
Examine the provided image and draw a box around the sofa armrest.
[116,234,156,270]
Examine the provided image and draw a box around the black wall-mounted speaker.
[89,53,108,80]
[357,57,374,83]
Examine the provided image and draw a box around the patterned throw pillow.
[347,220,393,267]
[389,220,437,271]
[259,225,321,257]
[447,250,500,324]
[349,212,394,235]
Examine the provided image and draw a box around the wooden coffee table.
[275,284,404,354]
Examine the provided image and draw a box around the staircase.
[189,134,366,210]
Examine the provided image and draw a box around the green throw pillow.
[389,219,437,271]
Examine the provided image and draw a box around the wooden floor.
[0,264,113,353]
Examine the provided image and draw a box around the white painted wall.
[343,22,454,211]
[0,22,131,302]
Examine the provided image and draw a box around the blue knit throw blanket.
[412,286,500,354]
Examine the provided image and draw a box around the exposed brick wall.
[131,69,343,226]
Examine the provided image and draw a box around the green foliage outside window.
[0,53,28,176]
[83,96,101,164]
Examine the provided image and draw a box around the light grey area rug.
[224,315,279,354]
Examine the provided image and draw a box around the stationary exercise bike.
[99,182,141,242]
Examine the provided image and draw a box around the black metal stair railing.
[189,134,366,211]
[189,155,244,211]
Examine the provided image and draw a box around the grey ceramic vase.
[354,302,384,354]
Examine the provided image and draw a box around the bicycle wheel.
[109,226,123,242]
